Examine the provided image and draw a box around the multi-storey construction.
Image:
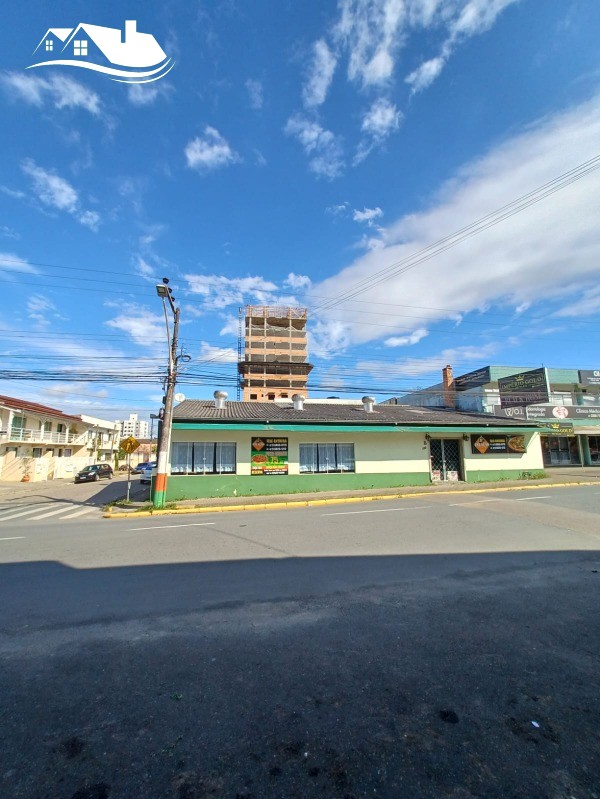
[238,306,313,401]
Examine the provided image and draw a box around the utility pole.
[154,279,179,509]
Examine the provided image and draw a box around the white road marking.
[512,496,552,501]
[127,522,217,531]
[27,505,78,520]
[449,499,501,506]
[0,504,56,522]
[59,507,99,519]
[322,506,432,517]
[0,536,25,541]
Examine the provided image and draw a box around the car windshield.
[81,466,99,472]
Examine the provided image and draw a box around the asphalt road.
[1,485,599,798]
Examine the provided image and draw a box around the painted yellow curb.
[103,480,598,519]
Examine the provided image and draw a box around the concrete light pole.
[154,279,179,509]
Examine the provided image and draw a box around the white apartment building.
[116,413,149,439]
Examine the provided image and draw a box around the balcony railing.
[4,428,83,445]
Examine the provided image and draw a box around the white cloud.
[219,314,239,336]
[358,344,498,378]
[285,272,312,290]
[326,202,350,216]
[21,159,101,230]
[353,206,383,225]
[127,81,173,106]
[555,286,600,318]
[406,56,446,93]
[355,98,402,163]
[384,328,428,347]
[303,39,337,108]
[105,305,166,346]
[198,342,238,363]
[0,72,101,115]
[406,0,518,94]
[0,252,36,274]
[308,319,352,360]
[22,159,77,212]
[334,0,406,88]
[308,92,600,349]
[0,225,19,240]
[185,274,279,309]
[185,127,240,172]
[246,79,264,110]
[285,115,344,179]
[27,294,57,329]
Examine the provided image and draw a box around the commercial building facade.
[385,365,600,467]
[238,305,313,401]
[162,394,543,501]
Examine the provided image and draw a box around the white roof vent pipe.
[214,390,228,410]
[362,396,375,413]
[292,394,305,411]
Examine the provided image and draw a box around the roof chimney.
[442,364,455,408]
[292,394,305,411]
[214,390,228,410]
[362,396,375,413]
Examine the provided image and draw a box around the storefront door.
[541,436,581,466]
[430,438,462,481]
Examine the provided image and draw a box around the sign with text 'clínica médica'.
[498,368,550,409]
[251,437,288,475]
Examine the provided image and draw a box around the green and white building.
[162,393,543,502]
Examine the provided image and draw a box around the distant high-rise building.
[238,306,313,401]
[115,413,149,439]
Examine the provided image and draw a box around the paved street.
[0,485,599,798]
[0,474,149,525]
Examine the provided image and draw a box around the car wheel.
[93,473,99,481]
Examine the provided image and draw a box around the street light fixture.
[153,278,180,509]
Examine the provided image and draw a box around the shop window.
[171,442,236,475]
[299,443,355,473]
[588,436,600,464]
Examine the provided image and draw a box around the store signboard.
[455,366,491,391]
[471,434,527,455]
[579,370,600,387]
[538,421,575,436]
[498,368,550,408]
[493,404,600,420]
[251,437,288,475]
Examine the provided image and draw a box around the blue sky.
[1,0,599,421]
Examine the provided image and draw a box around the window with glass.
[171,442,236,474]
[299,443,355,473]
[32,447,43,458]
[588,436,600,464]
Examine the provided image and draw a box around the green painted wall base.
[164,472,431,501]
[465,469,546,483]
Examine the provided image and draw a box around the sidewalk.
[104,467,600,517]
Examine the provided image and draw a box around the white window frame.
[170,442,236,475]
[299,443,355,473]
[73,40,88,57]
[45,39,53,51]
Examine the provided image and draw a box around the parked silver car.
[139,462,157,484]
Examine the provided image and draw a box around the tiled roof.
[0,394,82,422]
[173,400,534,427]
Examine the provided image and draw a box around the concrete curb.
[103,480,598,519]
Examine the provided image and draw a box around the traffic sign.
[120,436,140,454]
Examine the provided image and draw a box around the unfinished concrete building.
[238,306,313,401]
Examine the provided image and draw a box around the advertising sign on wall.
[455,366,491,391]
[493,404,600,420]
[538,422,575,436]
[251,437,288,475]
[498,368,550,408]
[471,434,527,455]
[579,370,600,387]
